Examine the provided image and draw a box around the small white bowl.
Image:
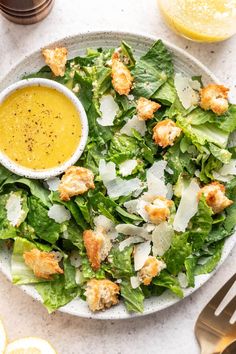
[0,78,88,179]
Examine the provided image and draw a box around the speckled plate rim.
[0,30,235,320]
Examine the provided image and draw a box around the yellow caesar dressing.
[0,86,82,170]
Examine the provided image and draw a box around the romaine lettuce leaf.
[164,233,192,275]
[120,280,144,313]
[152,270,183,298]
[176,114,229,148]
[27,197,61,244]
[12,237,50,285]
[194,241,224,275]
[36,258,80,313]
[140,39,174,76]
[188,197,213,251]
[151,78,177,106]
[0,176,50,207]
[107,246,133,278]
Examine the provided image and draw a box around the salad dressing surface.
[0,86,82,170]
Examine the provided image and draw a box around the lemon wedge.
[0,319,7,354]
[158,0,236,42]
[5,337,57,354]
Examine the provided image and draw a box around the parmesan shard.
[120,115,147,137]
[119,236,144,251]
[119,159,138,177]
[45,177,60,191]
[99,159,116,183]
[134,241,151,271]
[97,95,119,126]
[105,177,142,198]
[173,179,200,232]
[48,204,71,223]
[174,73,199,109]
[116,224,151,240]
[130,275,141,289]
[94,214,118,240]
[6,192,27,227]
[152,222,174,257]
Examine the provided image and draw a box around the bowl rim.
[0,78,88,179]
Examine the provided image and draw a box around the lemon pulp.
[158,0,236,42]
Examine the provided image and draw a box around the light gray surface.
[0,0,235,353]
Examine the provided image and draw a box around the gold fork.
[195,273,236,354]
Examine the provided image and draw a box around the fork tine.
[219,295,236,322]
[206,274,236,312]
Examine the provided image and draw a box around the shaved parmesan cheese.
[127,94,135,101]
[119,159,138,177]
[173,179,200,232]
[212,171,233,182]
[70,250,82,267]
[99,159,116,183]
[63,229,69,239]
[146,160,169,197]
[134,241,151,271]
[119,236,144,251]
[174,73,199,109]
[94,214,118,240]
[148,160,167,179]
[48,204,71,223]
[120,115,147,137]
[124,199,139,214]
[147,174,167,197]
[130,275,141,289]
[165,166,174,175]
[136,199,150,222]
[75,269,84,285]
[178,272,188,288]
[6,192,26,227]
[143,223,156,233]
[116,224,150,240]
[45,177,60,191]
[97,95,119,126]
[152,222,174,256]
[106,177,142,198]
[218,159,236,176]
[189,79,201,91]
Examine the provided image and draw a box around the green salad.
[0,39,236,314]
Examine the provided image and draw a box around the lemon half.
[5,337,57,354]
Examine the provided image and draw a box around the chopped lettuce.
[164,233,192,275]
[27,197,61,244]
[152,271,183,298]
[11,237,50,285]
[120,280,144,313]
[107,246,133,278]
[36,259,80,313]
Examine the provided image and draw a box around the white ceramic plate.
[0,31,235,320]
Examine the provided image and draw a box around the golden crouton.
[153,119,182,148]
[145,196,173,225]
[83,229,112,270]
[111,52,133,96]
[138,256,166,286]
[85,279,120,311]
[23,249,63,280]
[200,84,229,115]
[42,47,68,77]
[59,166,95,201]
[137,97,161,120]
[198,181,233,214]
